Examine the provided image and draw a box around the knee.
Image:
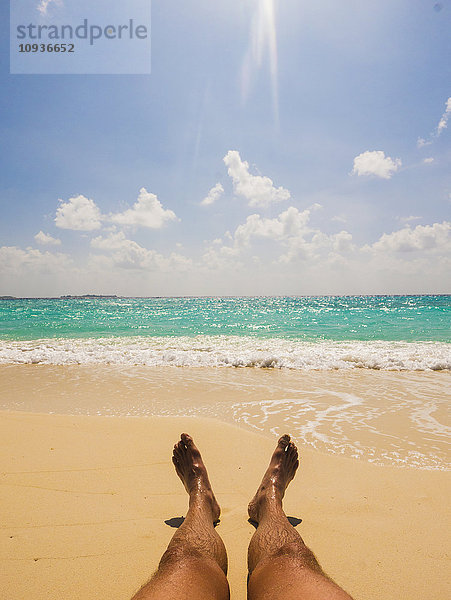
[156,550,229,597]
[159,545,201,570]
[159,545,228,577]
[276,541,323,571]
[144,553,229,600]
[254,541,323,576]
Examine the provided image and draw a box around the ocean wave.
[0,336,450,371]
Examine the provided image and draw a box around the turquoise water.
[0,296,449,370]
[0,296,450,341]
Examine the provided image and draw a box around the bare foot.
[172,433,220,522]
[248,434,299,523]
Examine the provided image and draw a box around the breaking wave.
[0,336,449,371]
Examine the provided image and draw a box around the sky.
[0,0,450,296]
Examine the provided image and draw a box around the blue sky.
[1,0,450,296]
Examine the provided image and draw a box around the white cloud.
[397,215,422,224]
[204,205,356,267]
[223,150,290,207]
[417,137,432,148]
[417,97,451,146]
[91,231,139,252]
[333,230,354,253]
[90,231,191,271]
[37,0,61,15]
[436,97,451,135]
[200,206,315,270]
[200,244,242,272]
[312,230,355,253]
[233,206,311,246]
[0,246,71,272]
[91,231,156,269]
[423,157,434,164]
[110,188,178,229]
[369,221,450,253]
[54,188,177,233]
[55,195,102,231]
[0,246,78,296]
[201,183,224,206]
[309,202,323,211]
[351,150,401,179]
[34,231,61,246]
[279,228,355,264]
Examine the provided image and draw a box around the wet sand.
[0,364,449,468]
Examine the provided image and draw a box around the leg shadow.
[165,516,221,528]
[247,516,302,529]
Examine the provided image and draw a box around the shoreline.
[1,410,449,600]
[0,364,449,470]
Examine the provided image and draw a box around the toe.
[181,433,193,446]
[278,434,291,449]
[172,456,182,474]
[287,441,298,458]
[173,445,183,461]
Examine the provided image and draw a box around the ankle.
[188,489,215,513]
[254,492,284,521]
[259,482,284,503]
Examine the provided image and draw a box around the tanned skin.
[131,434,353,600]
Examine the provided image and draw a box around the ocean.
[0,295,450,368]
[0,295,449,470]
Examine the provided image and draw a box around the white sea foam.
[166,392,450,470]
[0,336,450,370]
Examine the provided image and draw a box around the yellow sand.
[1,364,449,469]
[1,410,449,600]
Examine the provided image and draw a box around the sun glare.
[241,0,279,127]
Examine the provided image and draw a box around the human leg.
[247,435,353,600]
[131,433,229,600]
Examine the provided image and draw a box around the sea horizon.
[1,293,450,299]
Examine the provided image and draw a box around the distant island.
[59,295,119,299]
[0,294,120,300]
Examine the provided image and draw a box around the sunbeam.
[241,0,279,127]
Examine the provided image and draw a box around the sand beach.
[1,365,450,600]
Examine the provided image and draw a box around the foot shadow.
[165,516,221,528]
[164,516,185,528]
[247,516,302,529]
